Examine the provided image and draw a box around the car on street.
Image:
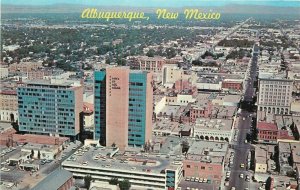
[239,173,244,178]
[82,161,88,166]
[1,167,10,172]
[240,163,245,168]
[246,175,250,182]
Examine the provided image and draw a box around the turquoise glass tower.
[18,80,83,138]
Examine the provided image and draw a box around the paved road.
[227,43,259,190]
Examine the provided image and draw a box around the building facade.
[8,62,43,73]
[18,80,83,138]
[94,67,153,150]
[138,56,165,72]
[222,79,243,91]
[0,67,9,79]
[0,90,18,122]
[257,122,280,143]
[258,78,293,114]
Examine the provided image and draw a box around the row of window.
[259,135,276,140]
[186,165,213,171]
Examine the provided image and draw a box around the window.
[201,166,205,170]
[187,165,191,168]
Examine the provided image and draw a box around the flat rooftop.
[22,143,58,152]
[195,118,233,131]
[153,119,179,131]
[211,105,237,118]
[62,146,180,174]
[278,142,291,153]
[255,145,268,164]
[23,79,81,88]
[159,105,181,116]
[186,140,228,164]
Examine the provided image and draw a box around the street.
[227,43,259,190]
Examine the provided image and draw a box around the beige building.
[27,70,52,80]
[0,90,18,122]
[258,78,293,114]
[0,67,9,79]
[137,56,165,72]
[255,145,268,173]
[8,62,43,73]
[162,64,196,87]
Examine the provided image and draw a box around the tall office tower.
[94,67,153,150]
[18,79,83,139]
[258,77,293,114]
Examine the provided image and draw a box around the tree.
[181,140,189,154]
[146,49,155,57]
[119,179,131,190]
[109,177,119,185]
[170,113,174,122]
[11,120,19,132]
[286,170,296,177]
[265,176,272,190]
[166,47,176,59]
[84,175,92,189]
[37,151,41,159]
[30,149,34,159]
[105,57,111,64]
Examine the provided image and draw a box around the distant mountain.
[1,3,299,15]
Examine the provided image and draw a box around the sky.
[2,0,300,7]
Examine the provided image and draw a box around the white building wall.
[0,68,9,79]
[154,96,166,114]
[196,82,222,91]
[0,110,18,122]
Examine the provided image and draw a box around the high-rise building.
[18,79,83,139]
[94,67,153,150]
[258,78,293,114]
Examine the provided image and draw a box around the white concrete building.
[193,118,233,142]
[0,67,9,79]
[62,147,183,190]
[258,78,293,114]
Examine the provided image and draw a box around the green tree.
[11,120,19,132]
[286,170,296,177]
[166,47,176,59]
[146,49,155,57]
[105,57,111,64]
[181,140,189,154]
[265,176,272,190]
[119,179,131,190]
[30,149,34,159]
[109,177,119,185]
[84,175,92,189]
[37,151,41,159]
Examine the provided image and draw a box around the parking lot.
[0,141,82,189]
[179,179,220,190]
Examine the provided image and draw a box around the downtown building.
[94,67,153,150]
[258,76,293,114]
[18,79,83,139]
